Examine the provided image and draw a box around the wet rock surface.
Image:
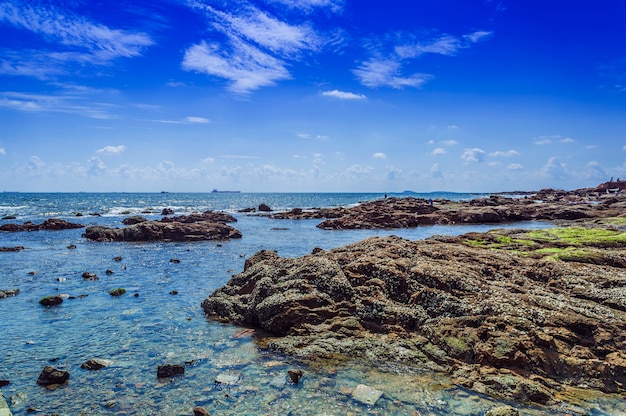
[0,289,19,299]
[37,366,69,386]
[203,229,626,405]
[83,210,242,242]
[268,183,626,230]
[0,219,84,232]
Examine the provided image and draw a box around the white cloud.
[541,157,568,179]
[97,145,126,155]
[297,133,312,139]
[440,139,458,146]
[267,0,344,13]
[432,148,447,155]
[0,2,153,79]
[490,150,521,157]
[322,90,366,100]
[182,3,323,94]
[431,163,443,178]
[185,116,210,123]
[0,147,5,155]
[182,39,291,94]
[373,152,387,159]
[461,148,485,163]
[353,58,432,89]
[202,157,215,164]
[355,30,492,89]
[0,91,116,119]
[534,135,574,145]
[507,163,524,170]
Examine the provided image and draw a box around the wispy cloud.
[0,2,153,79]
[490,149,521,157]
[354,30,492,89]
[142,116,211,125]
[182,2,324,94]
[0,147,6,155]
[534,135,574,145]
[322,90,366,100]
[373,152,386,159]
[0,91,117,119]
[507,163,524,170]
[353,58,432,89]
[97,145,126,155]
[267,0,345,13]
[432,147,447,155]
[185,116,210,123]
[297,133,328,140]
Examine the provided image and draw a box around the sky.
[1,0,625,193]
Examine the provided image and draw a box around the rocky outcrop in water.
[202,229,626,405]
[83,211,242,242]
[37,366,69,386]
[0,289,19,299]
[267,187,626,230]
[0,219,84,232]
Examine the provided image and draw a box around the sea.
[0,192,623,416]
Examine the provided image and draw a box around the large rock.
[83,211,241,242]
[202,231,626,405]
[37,366,69,386]
[0,219,84,232]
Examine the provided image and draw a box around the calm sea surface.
[0,193,623,415]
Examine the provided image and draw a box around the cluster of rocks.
[203,231,626,405]
[83,210,242,242]
[267,190,626,230]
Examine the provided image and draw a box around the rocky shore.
[203,225,626,405]
[269,182,626,230]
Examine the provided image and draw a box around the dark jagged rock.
[39,295,63,306]
[157,364,185,378]
[0,218,84,232]
[81,358,112,370]
[161,208,174,215]
[203,231,626,405]
[0,288,19,299]
[1,215,16,220]
[37,366,69,385]
[122,216,147,225]
[83,210,241,242]
[109,288,126,297]
[258,203,272,212]
[0,246,25,252]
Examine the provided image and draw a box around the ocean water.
[0,192,623,416]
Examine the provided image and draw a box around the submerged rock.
[202,230,626,405]
[0,246,25,252]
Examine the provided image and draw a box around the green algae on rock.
[202,230,626,406]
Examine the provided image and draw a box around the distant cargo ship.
[211,189,241,193]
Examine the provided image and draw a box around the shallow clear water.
[1,193,624,415]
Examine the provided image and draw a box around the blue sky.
[1,0,625,192]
